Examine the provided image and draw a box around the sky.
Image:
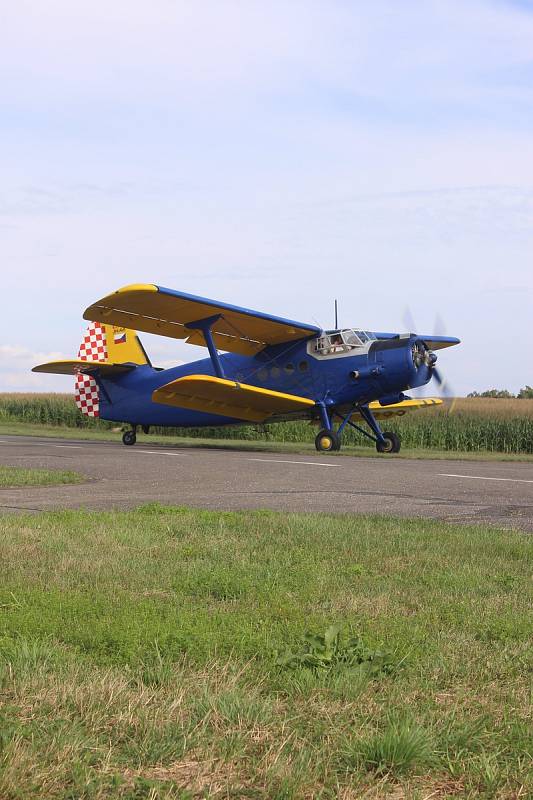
[1,0,532,395]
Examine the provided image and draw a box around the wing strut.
[185,315,226,378]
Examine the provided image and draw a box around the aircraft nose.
[412,340,437,369]
[368,337,436,393]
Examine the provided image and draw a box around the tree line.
[467,386,533,398]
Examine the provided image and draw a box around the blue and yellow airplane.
[33,284,460,452]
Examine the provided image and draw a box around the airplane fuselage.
[97,333,433,427]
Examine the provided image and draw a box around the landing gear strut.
[314,403,401,454]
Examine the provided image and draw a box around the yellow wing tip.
[116,283,158,295]
[176,374,232,385]
[83,284,158,321]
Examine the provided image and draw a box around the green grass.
[0,465,83,487]
[1,506,532,798]
[3,420,533,462]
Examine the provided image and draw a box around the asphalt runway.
[1,434,533,531]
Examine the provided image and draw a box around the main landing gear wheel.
[376,431,401,454]
[315,429,340,453]
[122,430,137,446]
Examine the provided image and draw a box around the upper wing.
[153,374,315,423]
[375,333,460,350]
[84,284,321,356]
[32,359,135,376]
[418,336,460,351]
[367,397,442,419]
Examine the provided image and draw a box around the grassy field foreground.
[0,465,83,488]
[1,508,532,798]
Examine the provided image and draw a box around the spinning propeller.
[402,307,457,411]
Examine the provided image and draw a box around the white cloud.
[0,344,69,367]
[0,345,73,392]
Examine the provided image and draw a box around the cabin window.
[298,360,309,372]
[284,363,295,374]
[257,368,268,382]
[271,366,280,379]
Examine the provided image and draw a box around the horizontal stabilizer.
[32,359,136,376]
[367,397,442,419]
[152,374,316,423]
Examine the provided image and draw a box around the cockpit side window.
[342,330,361,346]
[313,329,375,355]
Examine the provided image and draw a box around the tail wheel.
[122,430,137,446]
[315,429,340,453]
[376,431,401,454]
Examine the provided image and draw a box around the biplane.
[33,284,460,453]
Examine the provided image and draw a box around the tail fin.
[74,322,149,418]
[77,322,149,367]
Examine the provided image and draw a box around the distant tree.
[467,389,515,398]
[517,385,533,399]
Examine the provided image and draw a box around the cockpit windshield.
[313,329,376,355]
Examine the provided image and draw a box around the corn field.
[1,393,533,453]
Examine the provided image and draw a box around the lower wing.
[152,375,442,424]
[152,375,315,423]
[367,397,442,420]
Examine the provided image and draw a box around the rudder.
[102,324,149,366]
[75,322,148,417]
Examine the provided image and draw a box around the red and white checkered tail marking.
[74,373,100,417]
[74,321,108,417]
[77,320,108,362]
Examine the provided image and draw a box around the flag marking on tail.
[113,327,127,345]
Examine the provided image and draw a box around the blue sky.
[1,0,532,394]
